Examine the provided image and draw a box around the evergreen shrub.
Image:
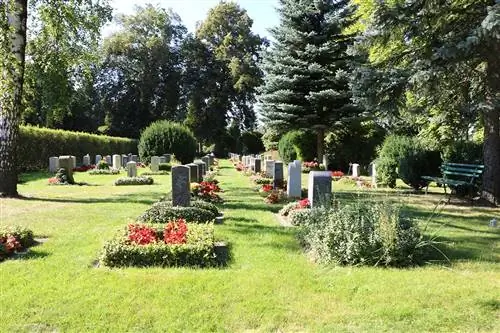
[241,131,265,154]
[114,176,154,186]
[138,201,216,224]
[442,141,483,164]
[278,130,317,163]
[138,121,196,164]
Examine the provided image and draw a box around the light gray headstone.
[164,154,172,163]
[187,163,199,183]
[58,156,75,184]
[82,154,90,166]
[253,159,261,173]
[308,171,332,208]
[201,156,209,170]
[287,160,301,198]
[49,157,59,173]
[127,161,137,177]
[95,155,102,164]
[273,161,284,188]
[266,160,275,178]
[159,156,167,164]
[105,155,112,165]
[208,154,214,166]
[113,154,122,169]
[172,165,191,207]
[352,163,360,178]
[70,156,76,169]
[150,156,160,172]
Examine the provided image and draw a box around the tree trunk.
[316,127,325,161]
[0,0,28,197]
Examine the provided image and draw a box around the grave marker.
[308,171,332,208]
[172,165,191,207]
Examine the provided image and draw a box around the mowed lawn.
[1,160,499,332]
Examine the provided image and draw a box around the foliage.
[278,131,298,163]
[240,131,265,154]
[302,161,325,173]
[158,163,172,172]
[297,200,425,267]
[164,219,188,245]
[442,141,483,164]
[138,120,196,165]
[376,135,416,188]
[279,199,310,217]
[138,201,217,224]
[114,176,154,186]
[189,200,220,217]
[250,175,273,185]
[264,189,288,204]
[191,181,223,204]
[258,0,360,159]
[399,150,442,191]
[16,126,136,172]
[99,223,220,267]
[88,168,120,175]
[0,225,35,249]
[51,167,74,185]
[96,159,109,170]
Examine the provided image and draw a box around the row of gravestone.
[171,155,215,207]
[52,155,140,179]
[230,153,333,208]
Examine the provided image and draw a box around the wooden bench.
[422,162,484,197]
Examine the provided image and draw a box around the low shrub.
[88,168,120,175]
[158,163,172,172]
[138,201,217,224]
[114,176,154,186]
[157,199,220,216]
[99,223,222,267]
[279,198,310,217]
[0,226,35,260]
[96,159,110,170]
[191,181,223,204]
[297,199,425,267]
[141,171,169,176]
[264,189,288,204]
[290,207,328,227]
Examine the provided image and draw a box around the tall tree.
[351,0,500,205]
[99,5,186,137]
[196,2,267,130]
[0,0,27,196]
[258,0,359,159]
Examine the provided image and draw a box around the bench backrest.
[441,163,484,183]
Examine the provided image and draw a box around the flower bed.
[0,226,35,261]
[114,176,154,186]
[99,222,225,267]
[191,181,223,203]
[302,161,325,173]
[279,198,310,217]
[250,174,273,185]
[88,168,120,175]
[264,189,288,204]
[331,170,344,179]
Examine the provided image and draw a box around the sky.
[103,0,280,39]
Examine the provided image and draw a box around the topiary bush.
[297,200,425,267]
[158,163,172,171]
[278,130,317,163]
[138,201,217,224]
[138,121,196,164]
[376,135,416,188]
[114,176,154,186]
[278,131,298,163]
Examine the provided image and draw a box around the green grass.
[1,160,499,332]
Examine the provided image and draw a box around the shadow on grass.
[427,234,499,263]
[18,171,52,183]
[17,192,163,205]
[227,222,300,251]
[9,249,50,261]
[222,201,282,213]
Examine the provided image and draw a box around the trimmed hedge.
[114,176,154,186]
[88,168,121,175]
[138,201,217,224]
[18,126,137,171]
[99,224,221,267]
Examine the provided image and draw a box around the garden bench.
[422,162,484,197]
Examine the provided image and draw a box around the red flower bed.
[303,161,320,168]
[128,224,158,245]
[164,219,187,244]
[331,170,344,178]
[128,220,189,246]
[261,184,273,192]
[296,198,310,209]
[191,181,223,203]
[73,165,95,172]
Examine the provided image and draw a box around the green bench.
[422,162,484,197]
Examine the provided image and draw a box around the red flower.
[164,219,188,244]
[0,235,21,253]
[128,224,158,245]
[296,198,310,209]
[332,170,344,178]
[261,184,273,192]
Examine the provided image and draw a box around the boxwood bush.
[138,121,196,164]
[114,176,154,186]
[158,163,172,171]
[99,224,221,267]
[88,168,120,175]
[297,200,426,267]
[138,201,217,224]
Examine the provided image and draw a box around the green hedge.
[18,126,137,171]
[114,176,154,186]
[99,224,222,267]
[138,201,217,224]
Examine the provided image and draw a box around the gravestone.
[201,156,210,170]
[164,154,172,163]
[238,155,242,162]
[70,156,76,169]
[130,155,138,162]
[113,154,122,169]
[308,171,332,208]
[208,154,214,166]
[95,155,102,165]
[371,163,377,188]
[127,161,137,177]
[159,156,167,164]
[273,161,284,188]
[287,160,301,198]
[105,155,112,165]
[187,163,199,183]
[253,158,261,173]
[194,160,206,179]
[150,156,160,172]
[172,165,191,207]
[49,157,59,173]
[266,160,275,178]
[122,155,128,166]
[82,154,90,166]
[58,156,75,184]
[250,157,255,170]
[352,163,360,178]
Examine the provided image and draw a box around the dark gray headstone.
[201,156,210,170]
[253,158,261,173]
[273,161,284,188]
[208,154,214,166]
[266,160,275,178]
[122,155,129,166]
[159,156,167,164]
[164,154,172,163]
[187,163,199,183]
[95,155,102,165]
[308,171,332,208]
[131,155,138,162]
[194,160,206,179]
[172,166,191,207]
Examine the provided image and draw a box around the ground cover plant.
[114,176,154,186]
[0,160,498,332]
